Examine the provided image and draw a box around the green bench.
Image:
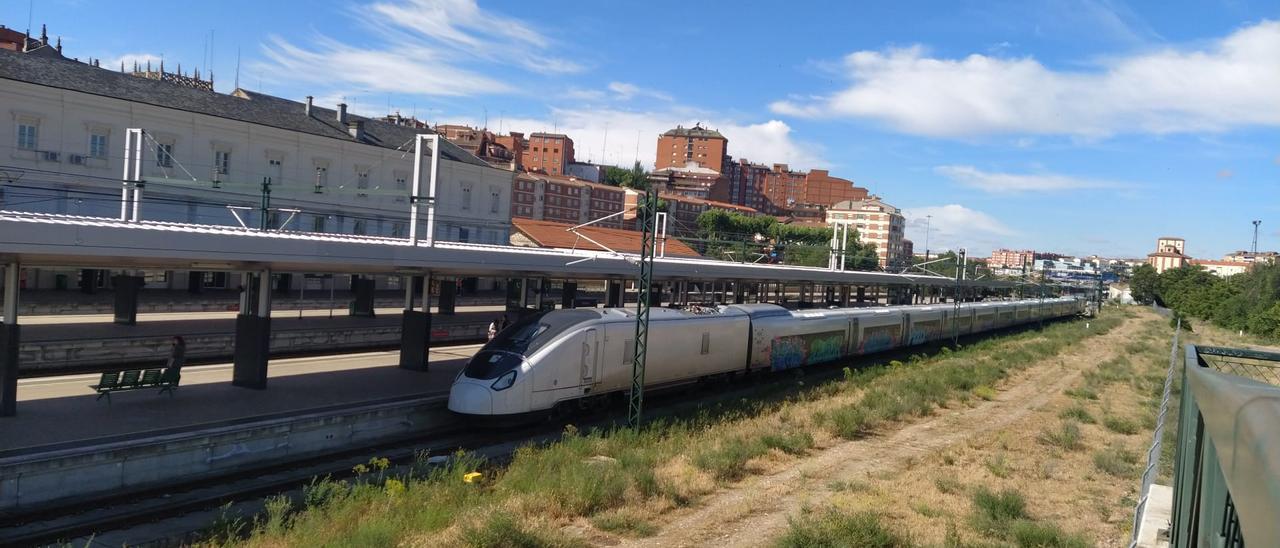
[90,367,182,402]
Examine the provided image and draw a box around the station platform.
[15,308,504,375]
[0,343,479,455]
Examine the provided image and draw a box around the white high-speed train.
[448,296,1086,417]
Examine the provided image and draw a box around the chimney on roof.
[336,103,348,124]
[305,96,313,117]
[348,120,365,140]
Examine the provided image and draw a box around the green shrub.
[1038,421,1084,451]
[1093,447,1139,478]
[1102,415,1140,435]
[695,436,768,480]
[461,512,581,547]
[828,404,879,439]
[302,476,349,509]
[591,508,658,537]
[973,385,998,400]
[776,510,914,548]
[970,487,1029,535]
[1063,386,1099,400]
[1009,519,1090,547]
[762,431,815,455]
[1058,404,1095,424]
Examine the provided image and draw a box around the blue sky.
[16,0,1279,258]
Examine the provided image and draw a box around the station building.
[0,43,513,292]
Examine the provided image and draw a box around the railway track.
[0,320,1063,546]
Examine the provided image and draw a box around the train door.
[900,313,911,349]
[581,328,599,386]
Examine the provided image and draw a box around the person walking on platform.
[166,336,187,372]
[487,318,499,342]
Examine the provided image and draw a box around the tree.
[1129,263,1158,304]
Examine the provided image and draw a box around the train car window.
[701,332,711,355]
[623,339,635,365]
[484,309,600,356]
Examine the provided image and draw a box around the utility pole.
[923,215,932,262]
[951,248,965,347]
[259,177,272,230]
[628,187,658,428]
[1252,220,1261,254]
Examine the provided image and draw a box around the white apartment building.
[0,49,512,290]
[825,195,906,269]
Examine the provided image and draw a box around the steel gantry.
[628,188,658,428]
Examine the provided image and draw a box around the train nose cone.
[448,381,493,415]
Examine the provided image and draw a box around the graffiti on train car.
[770,331,845,371]
[908,320,941,345]
[860,324,901,354]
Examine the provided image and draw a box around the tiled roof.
[512,218,701,257]
[0,49,489,167]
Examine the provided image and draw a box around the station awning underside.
[0,212,1020,289]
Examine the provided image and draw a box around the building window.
[490,186,500,213]
[461,183,472,210]
[89,133,109,158]
[214,150,230,175]
[391,221,406,238]
[312,215,327,233]
[356,168,370,198]
[458,226,470,242]
[156,143,174,167]
[314,166,328,192]
[17,123,37,150]
[353,219,366,235]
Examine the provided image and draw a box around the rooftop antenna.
[602,122,609,166]
[483,107,488,130]
[1253,220,1262,254]
[233,47,241,89]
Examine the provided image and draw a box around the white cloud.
[490,108,825,170]
[252,0,581,97]
[935,165,1129,193]
[902,204,1016,256]
[771,20,1280,138]
[607,82,672,102]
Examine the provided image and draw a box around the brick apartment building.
[723,158,771,211]
[650,163,729,202]
[989,249,1036,270]
[511,172,626,229]
[436,124,520,170]
[759,164,867,215]
[525,132,574,176]
[655,123,727,172]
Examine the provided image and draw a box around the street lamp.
[923,214,932,262]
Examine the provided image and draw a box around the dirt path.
[620,315,1147,548]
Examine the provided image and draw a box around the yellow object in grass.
[463,472,483,483]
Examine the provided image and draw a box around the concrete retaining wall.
[0,395,452,511]
[18,320,488,374]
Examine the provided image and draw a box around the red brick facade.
[655,124,727,173]
[524,133,575,176]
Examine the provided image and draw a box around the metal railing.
[1129,319,1179,548]
[1168,344,1280,548]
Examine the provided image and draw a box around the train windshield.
[463,309,601,379]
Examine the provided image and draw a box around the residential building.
[650,163,728,201]
[655,123,727,173]
[436,124,519,170]
[510,218,701,258]
[0,24,64,59]
[723,158,771,211]
[1223,250,1278,264]
[566,162,604,183]
[825,196,907,268]
[493,131,525,171]
[1147,237,1190,274]
[0,45,512,289]
[760,164,867,215]
[1191,259,1250,277]
[524,132,574,176]
[510,173,626,228]
[989,249,1036,270]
